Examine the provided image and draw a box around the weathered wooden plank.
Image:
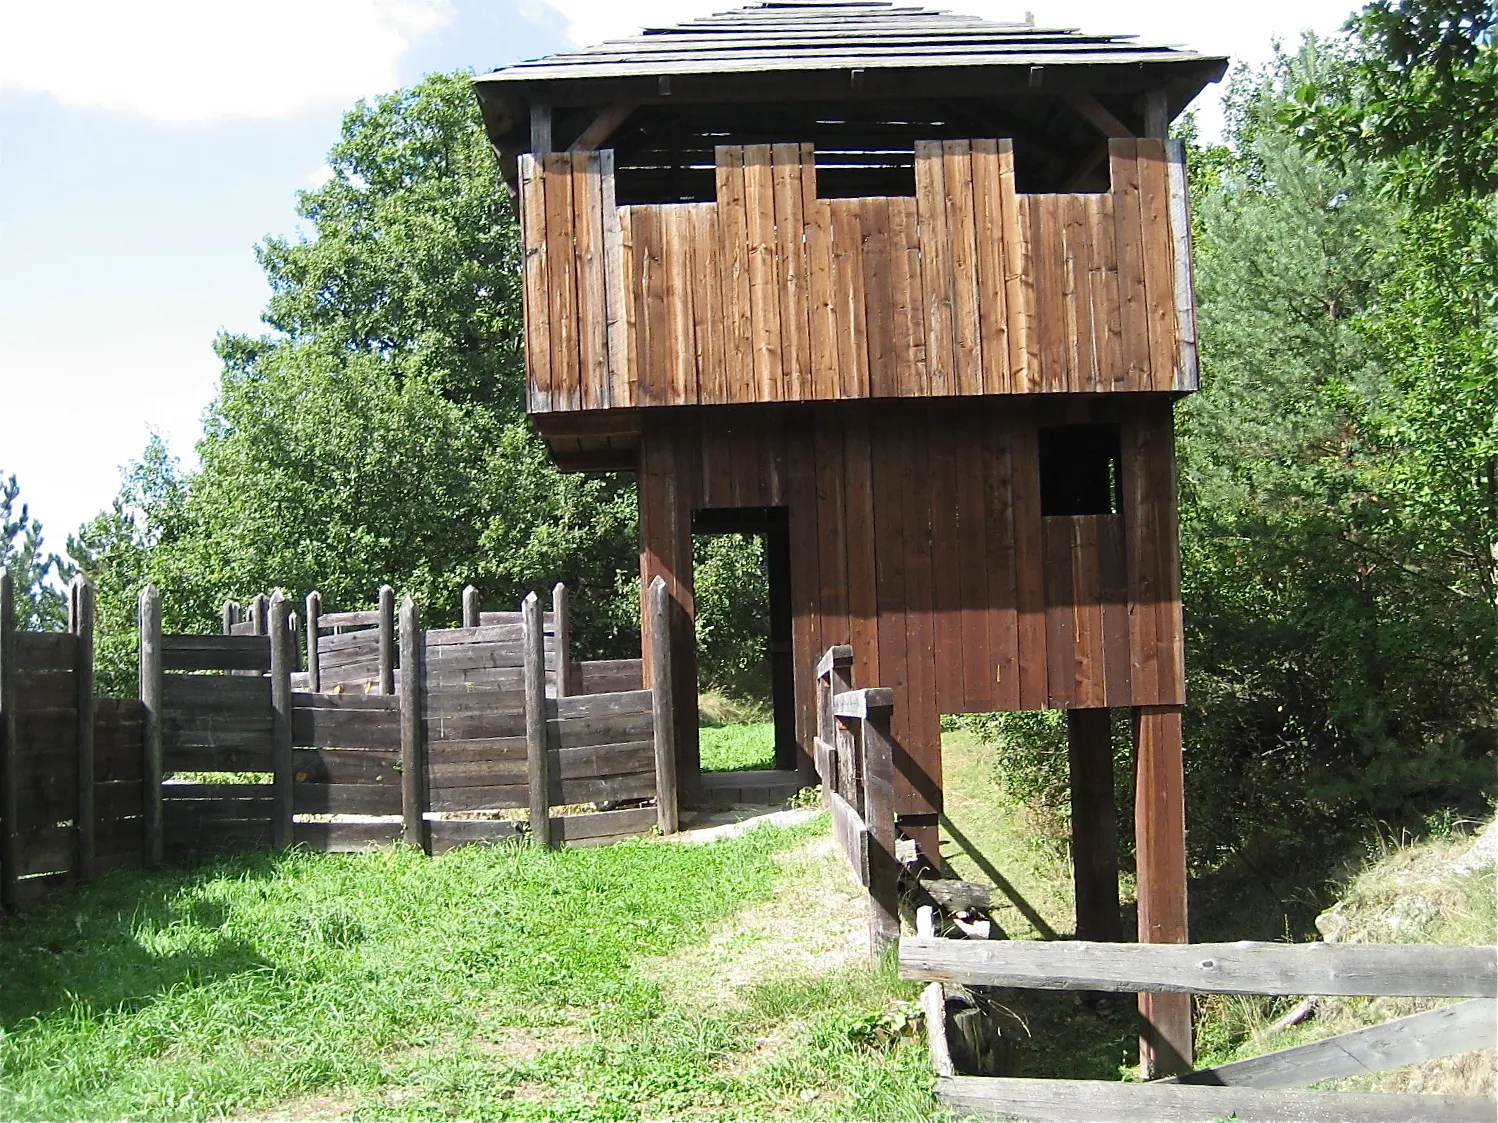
[928,403,963,712]
[573,659,642,695]
[1168,997,1498,1090]
[1099,513,1132,706]
[550,738,654,780]
[161,633,270,672]
[318,609,382,629]
[599,148,627,408]
[15,631,76,672]
[647,575,677,833]
[660,202,695,405]
[553,689,654,721]
[138,586,164,867]
[163,673,271,712]
[942,140,984,396]
[804,191,838,401]
[398,595,426,851]
[743,143,783,402]
[689,201,725,407]
[981,404,1020,710]
[935,1075,1495,1123]
[1164,140,1199,392]
[543,151,581,411]
[427,818,522,854]
[292,748,398,785]
[573,149,608,411]
[164,745,274,772]
[1072,516,1105,708]
[291,705,400,749]
[549,711,655,751]
[1110,138,1150,389]
[1042,517,1076,709]
[954,408,991,710]
[1137,138,1176,392]
[519,153,552,412]
[291,691,400,710]
[549,806,657,845]
[554,768,657,807]
[425,667,525,693]
[860,195,896,398]
[715,145,754,404]
[830,199,870,398]
[914,140,954,395]
[425,710,527,743]
[887,197,927,396]
[16,670,76,709]
[429,784,529,812]
[294,820,401,852]
[772,142,811,401]
[427,755,527,787]
[995,141,1035,391]
[523,592,552,846]
[293,782,400,815]
[899,938,1497,997]
[1066,193,1099,392]
[970,139,1010,395]
[16,822,74,877]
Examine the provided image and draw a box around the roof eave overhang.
[472,56,1229,156]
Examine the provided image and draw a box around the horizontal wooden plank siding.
[522,139,1188,412]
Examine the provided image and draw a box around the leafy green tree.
[1285,0,1496,204]
[0,472,69,630]
[73,72,642,687]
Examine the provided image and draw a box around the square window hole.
[1038,425,1122,516]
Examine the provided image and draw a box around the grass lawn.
[699,722,776,772]
[0,818,935,1121]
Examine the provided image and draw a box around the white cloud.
[0,0,453,124]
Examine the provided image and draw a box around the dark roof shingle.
[478,0,1223,84]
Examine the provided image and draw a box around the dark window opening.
[1039,425,1122,516]
[602,95,1137,204]
[691,507,797,772]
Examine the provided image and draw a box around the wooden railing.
[814,644,899,955]
[519,138,1197,414]
[900,935,1498,1121]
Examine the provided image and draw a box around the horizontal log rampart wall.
[0,577,674,910]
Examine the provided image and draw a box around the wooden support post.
[552,582,571,698]
[70,576,96,881]
[1067,708,1121,942]
[1144,88,1169,139]
[0,569,17,909]
[305,591,321,692]
[917,906,956,1077]
[862,695,901,955]
[268,592,293,850]
[378,585,396,695]
[530,104,553,156]
[461,584,480,629]
[139,584,164,868]
[249,593,268,636]
[1134,704,1191,1076]
[648,576,678,834]
[398,595,427,852]
[221,599,238,634]
[829,654,854,803]
[522,592,552,847]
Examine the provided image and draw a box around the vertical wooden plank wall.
[519,138,1193,412]
[636,393,1186,828]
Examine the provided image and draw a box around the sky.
[1,0,1361,556]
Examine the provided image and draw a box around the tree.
[1,472,69,630]
[72,72,643,689]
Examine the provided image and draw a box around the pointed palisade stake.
[138,584,164,868]
[268,591,293,850]
[522,592,552,848]
[398,595,427,852]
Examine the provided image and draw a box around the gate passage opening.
[692,506,796,774]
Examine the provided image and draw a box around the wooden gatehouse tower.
[474,0,1225,1072]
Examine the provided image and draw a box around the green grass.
[699,722,776,772]
[0,819,937,1121]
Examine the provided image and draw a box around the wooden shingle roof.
[478,0,1224,84]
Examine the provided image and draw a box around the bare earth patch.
[644,826,867,1008]
[236,1092,360,1121]
[471,1023,588,1061]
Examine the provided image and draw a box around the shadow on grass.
[0,852,282,1030]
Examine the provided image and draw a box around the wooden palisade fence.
[0,571,677,911]
[813,643,899,955]
[901,934,1498,1122]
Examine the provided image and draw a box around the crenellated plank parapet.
[519,138,1197,413]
